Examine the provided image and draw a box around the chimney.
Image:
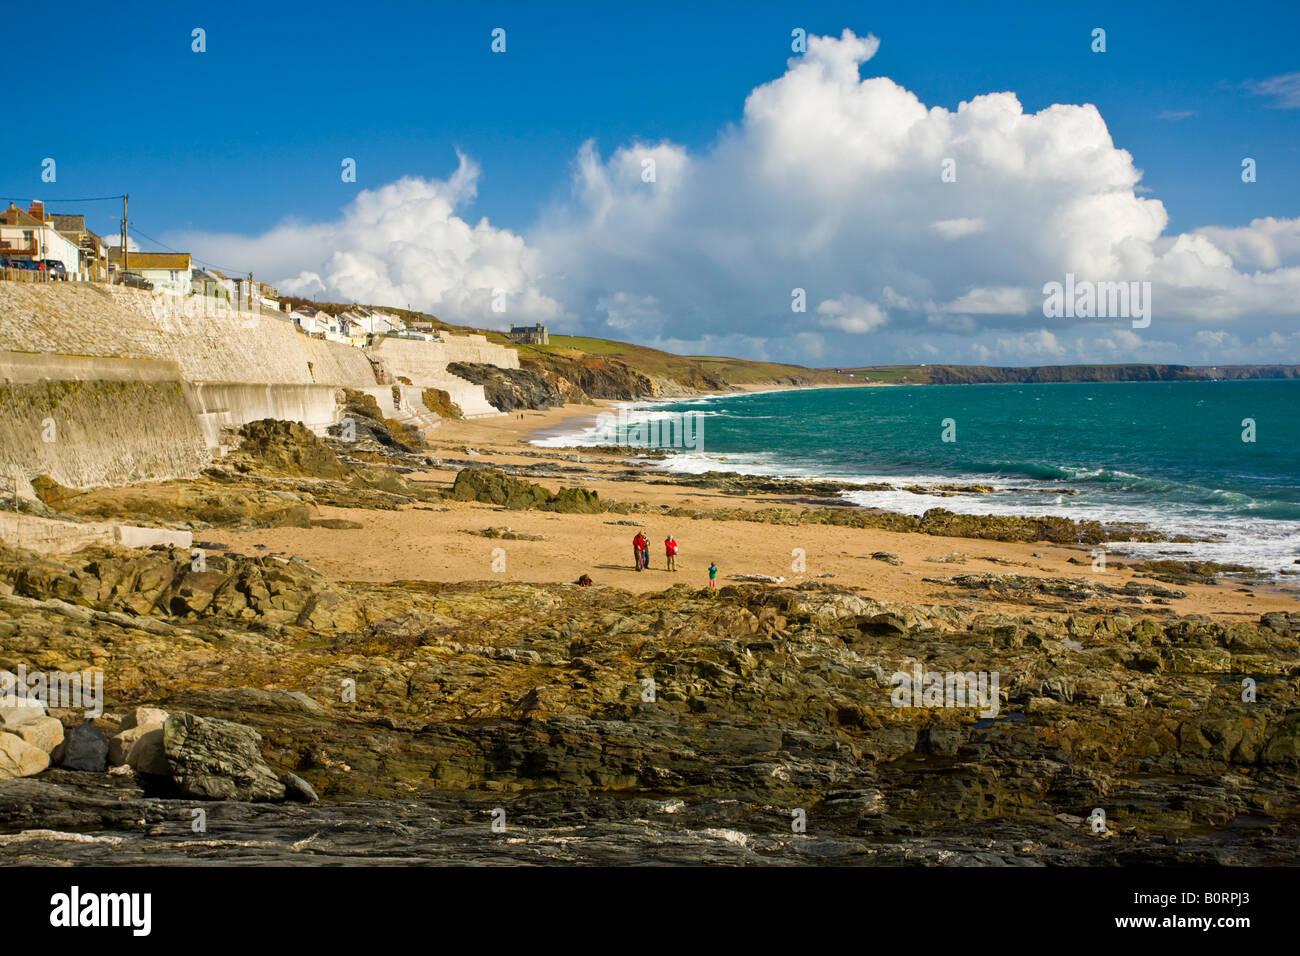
[28,200,45,221]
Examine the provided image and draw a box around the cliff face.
[644,366,733,395]
[520,353,656,400]
[922,364,1300,385]
[1211,365,1300,380]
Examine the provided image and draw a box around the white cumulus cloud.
[176,153,563,325]
[171,30,1300,365]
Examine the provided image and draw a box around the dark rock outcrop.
[654,502,1165,544]
[447,362,564,412]
[163,712,285,801]
[336,390,424,451]
[230,420,347,478]
[450,468,604,513]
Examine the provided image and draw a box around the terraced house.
[0,201,81,274]
[49,213,109,281]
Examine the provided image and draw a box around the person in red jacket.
[632,532,645,571]
[664,535,678,571]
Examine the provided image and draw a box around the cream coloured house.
[108,249,193,295]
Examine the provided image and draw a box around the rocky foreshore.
[2,416,1298,865]
[1,536,1298,863]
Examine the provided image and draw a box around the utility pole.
[121,194,129,274]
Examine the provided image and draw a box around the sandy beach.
[223,400,1298,620]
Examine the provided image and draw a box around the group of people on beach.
[632,531,718,587]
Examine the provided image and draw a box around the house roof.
[108,249,191,270]
[1,203,44,228]
[50,214,85,232]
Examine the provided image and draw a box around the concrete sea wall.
[0,373,211,496]
[185,382,347,452]
[0,283,517,501]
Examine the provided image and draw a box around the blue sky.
[5,0,1299,365]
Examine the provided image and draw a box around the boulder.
[545,486,603,514]
[55,722,110,772]
[12,716,64,754]
[0,693,47,730]
[0,731,50,779]
[919,726,963,756]
[1262,716,1300,768]
[280,772,320,804]
[125,729,170,776]
[119,706,171,733]
[108,707,169,766]
[163,712,285,801]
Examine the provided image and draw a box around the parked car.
[116,271,154,290]
[1,257,40,272]
[40,259,68,280]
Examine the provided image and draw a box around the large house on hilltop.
[508,323,548,345]
[0,201,82,274]
[108,249,193,295]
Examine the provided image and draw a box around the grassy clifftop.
[498,334,854,394]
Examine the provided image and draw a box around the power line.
[3,193,254,278]
[128,222,250,277]
[0,194,125,203]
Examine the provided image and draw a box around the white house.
[343,308,403,335]
[0,201,81,273]
[291,307,344,336]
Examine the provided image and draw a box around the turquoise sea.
[540,380,1300,575]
